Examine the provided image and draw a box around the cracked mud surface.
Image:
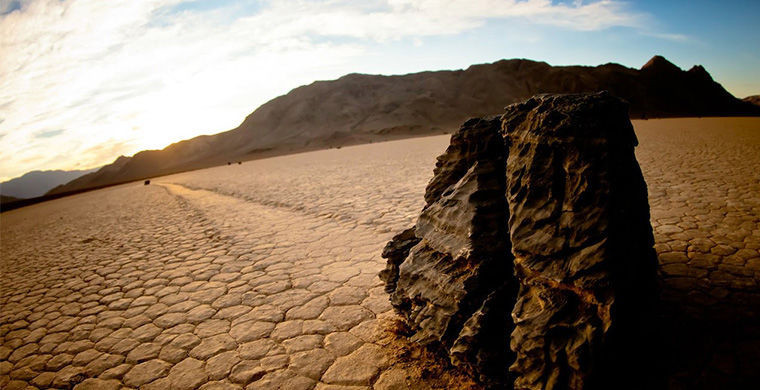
[2,117,760,389]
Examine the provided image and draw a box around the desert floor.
[2,117,760,389]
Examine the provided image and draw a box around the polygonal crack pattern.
[0,179,402,390]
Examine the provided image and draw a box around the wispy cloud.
[0,0,21,15]
[643,31,691,42]
[33,129,64,138]
[0,0,670,180]
[232,0,647,41]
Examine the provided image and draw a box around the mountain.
[1,168,97,198]
[49,55,760,195]
[744,95,760,106]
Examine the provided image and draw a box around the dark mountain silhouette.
[1,168,97,198]
[49,55,760,195]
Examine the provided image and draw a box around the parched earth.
[1,117,759,389]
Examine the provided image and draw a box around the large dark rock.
[503,92,658,389]
[381,92,658,389]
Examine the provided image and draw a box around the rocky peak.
[687,64,713,81]
[641,55,682,73]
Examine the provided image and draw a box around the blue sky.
[0,0,758,181]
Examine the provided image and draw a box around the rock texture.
[382,117,516,385]
[378,228,420,294]
[382,92,658,388]
[503,93,658,389]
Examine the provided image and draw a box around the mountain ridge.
[1,168,97,199]
[48,55,760,196]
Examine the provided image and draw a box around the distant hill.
[49,55,760,196]
[745,95,760,106]
[1,168,97,198]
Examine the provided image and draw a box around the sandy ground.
[1,117,759,389]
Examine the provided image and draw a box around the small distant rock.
[144,180,150,185]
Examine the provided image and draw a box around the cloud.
[643,31,690,42]
[33,129,64,138]
[227,0,646,43]
[19,154,43,164]
[0,0,20,15]
[0,0,668,180]
[69,141,132,168]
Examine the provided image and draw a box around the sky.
[1,0,758,181]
